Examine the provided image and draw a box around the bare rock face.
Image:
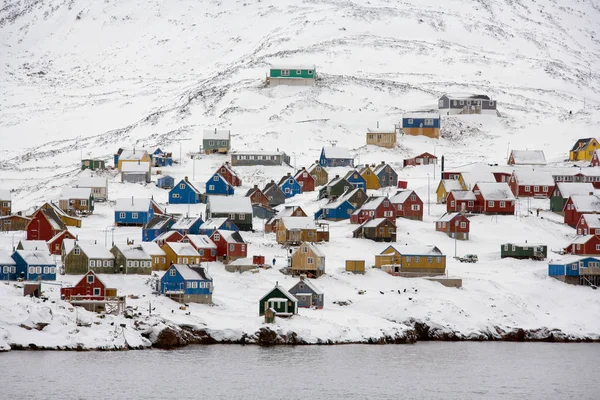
[153,327,185,349]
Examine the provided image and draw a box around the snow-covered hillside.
[1,0,600,349]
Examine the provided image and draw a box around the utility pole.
[427,173,431,216]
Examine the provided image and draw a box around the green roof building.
[267,64,316,87]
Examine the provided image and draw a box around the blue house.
[205,173,234,196]
[278,174,302,198]
[157,175,175,189]
[0,249,17,281]
[548,256,600,285]
[151,148,173,167]
[114,198,158,226]
[401,112,440,139]
[171,215,204,236]
[142,214,174,242]
[319,146,354,167]
[12,250,56,281]
[169,178,202,204]
[157,264,213,304]
[199,217,238,237]
[314,199,355,221]
[344,170,367,190]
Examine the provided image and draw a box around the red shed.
[508,170,555,198]
[47,230,76,256]
[26,208,66,241]
[210,229,247,262]
[403,152,437,167]
[294,168,315,192]
[563,195,600,227]
[435,213,470,240]
[389,190,423,220]
[472,182,516,215]
[397,180,408,189]
[446,191,477,213]
[61,271,107,301]
[566,235,600,256]
[215,162,242,187]
[350,196,396,224]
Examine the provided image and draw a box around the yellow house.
[38,202,82,228]
[359,165,381,190]
[436,179,463,203]
[141,242,168,271]
[161,242,201,266]
[276,217,318,245]
[290,242,326,277]
[374,245,446,277]
[569,138,600,161]
[116,148,151,171]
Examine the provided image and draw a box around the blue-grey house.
[374,162,398,188]
[157,264,213,304]
[171,215,204,236]
[205,173,234,196]
[115,198,161,226]
[199,217,238,237]
[344,170,367,190]
[319,146,354,167]
[169,178,202,204]
[157,175,175,189]
[278,173,302,198]
[142,214,174,242]
[12,250,56,281]
[314,198,355,221]
[0,249,17,281]
[548,256,600,286]
[151,148,173,167]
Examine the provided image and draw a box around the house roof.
[0,249,16,265]
[390,190,415,204]
[0,190,11,201]
[450,190,477,201]
[47,230,73,245]
[510,150,547,165]
[60,187,92,200]
[260,284,298,304]
[402,112,440,119]
[503,242,546,247]
[118,148,149,161]
[228,257,256,266]
[343,170,365,181]
[322,146,352,160]
[144,215,173,230]
[460,171,497,189]
[245,186,264,197]
[18,240,49,252]
[555,183,595,198]
[121,162,151,172]
[437,212,465,222]
[570,235,596,245]
[200,217,231,230]
[75,176,107,188]
[373,162,393,175]
[338,188,363,203]
[172,215,203,230]
[392,245,443,256]
[278,174,299,186]
[474,182,516,201]
[15,250,55,265]
[208,196,252,214]
[115,198,153,212]
[360,196,388,211]
[366,128,395,134]
[578,214,600,229]
[280,216,316,230]
[216,163,240,178]
[357,217,393,229]
[183,235,216,249]
[231,151,285,156]
[140,241,166,256]
[172,264,212,281]
[114,244,151,260]
[441,180,463,192]
[442,92,491,100]
[291,278,323,295]
[165,242,200,256]
[270,64,316,70]
[512,170,555,186]
[40,202,80,225]
[216,230,245,244]
[203,129,230,140]
[307,162,326,174]
[297,242,325,257]
[569,195,600,211]
[571,138,595,152]
[35,207,68,231]
[77,243,114,259]
[62,239,76,255]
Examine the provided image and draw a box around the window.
[209,185,215,191]
[307,257,314,264]
[172,193,180,198]
[132,213,139,219]
[534,186,539,192]
[302,246,308,253]
[489,101,495,106]
[410,194,416,201]
[436,257,441,263]
[488,201,494,207]
[177,257,182,263]
[281,69,290,76]
[500,201,506,208]
[424,119,433,126]
[119,212,125,219]
[308,70,313,75]
[468,201,474,207]
[89,260,95,267]
[379,227,384,233]
[2,266,6,273]
[525,186,530,192]
[512,245,516,251]
[239,214,245,220]
[460,222,466,228]
[285,188,290,193]
[29,267,35,274]
[408,119,413,124]
[213,175,219,181]
[453,100,457,106]
[214,233,220,241]
[414,256,420,263]
[543,186,548,192]
[161,257,166,263]
[450,200,455,208]
[229,244,235,251]
[87,275,94,283]
[369,211,375,216]
[127,261,132,268]
[182,258,188,264]
[170,269,176,276]
[427,257,432,263]
[209,141,214,145]
[187,282,192,289]
[74,248,80,255]
[81,199,87,206]
[43,267,49,273]
[296,69,301,74]
[596,244,600,251]
[192,281,198,288]
[459,100,464,105]
[411,204,420,211]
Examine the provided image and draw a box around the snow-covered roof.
[291,278,323,295]
[442,92,490,100]
[270,64,316,70]
[183,235,216,249]
[261,284,297,303]
[144,215,173,230]
[115,198,152,212]
[512,170,555,186]
[114,244,151,260]
[298,242,325,257]
[441,180,463,192]
[121,162,151,172]
[140,242,166,256]
[555,183,595,198]
[437,212,464,222]
[172,264,212,281]
[359,218,391,229]
[38,208,66,231]
[228,257,256,266]
[232,151,285,156]
[322,146,352,160]
[77,244,114,259]
[360,197,388,211]
[402,112,440,119]
[570,235,595,245]
[208,196,252,214]
[578,214,600,229]
[154,230,182,243]
[15,250,55,265]
[203,129,230,140]
[118,149,148,161]
[165,242,200,256]
[394,245,443,256]
[75,176,107,188]
[18,240,49,252]
[373,162,393,175]
[510,150,547,165]
[579,168,600,177]
[217,230,245,244]
[366,128,395,134]
[570,195,600,211]
[62,239,76,255]
[460,171,497,189]
[60,187,92,200]
[474,182,516,201]
[390,190,415,204]
[172,216,202,230]
[0,190,12,201]
[504,242,546,247]
[200,217,230,229]
[450,190,477,201]
[280,216,316,230]
[0,249,16,265]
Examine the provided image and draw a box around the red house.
[563,195,600,227]
[435,213,470,240]
[153,230,184,247]
[294,168,315,192]
[180,234,217,262]
[493,172,511,183]
[403,152,437,167]
[350,196,396,224]
[26,208,66,241]
[446,191,477,213]
[215,162,242,187]
[47,230,76,256]
[508,170,555,198]
[389,190,423,220]
[210,229,247,262]
[576,214,600,236]
[245,185,269,207]
[565,235,600,256]
[472,183,516,214]
[61,271,108,301]
[590,150,600,167]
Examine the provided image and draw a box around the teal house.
[267,64,316,87]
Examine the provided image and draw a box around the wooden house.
[288,275,324,309]
[569,138,600,161]
[590,149,600,167]
[121,161,151,183]
[215,162,242,187]
[314,198,354,221]
[278,173,302,198]
[171,215,204,236]
[142,214,175,242]
[11,250,56,281]
[245,185,269,207]
[75,175,108,202]
[154,230,184,248]
[290,242,326,277]
[0,214,31,232]
[0,249,17,280]
[344,170,367,190]
[352,218,396,242]
[358,165,381,190]
[501,243,547,260]
[550,183,595,213]
[566,235,600,256]
[157,175,175,189]
[37,202,82,228]
[81,159,106,171]
[206,196,253,231]
[345,260,365,274]
[199,217,239,237]
[162,242,202,266]
[110,244,153,275]
[390,190,423,220]
[26,207,67,241]
[436,213,470,240]
[374,245,446,277]
[493,171,512,183]
[563,195,600,227]
[61,272,114,309]
[252,203,276,221]
[157,264,213,304]
[294,168,315,192]
[180,234,217,262]
[114,148,151,171]
[151,148,173,167]
[59,187,95,215]
[263,180,287,207]
[47,230,76,256]
[276,217,329,245]
[319,146,354,167]
[548,256,600,286]
[436,179,463,203]
[230,151,290,166]
[576,214,600,236]
[169,177,202,204]
[267,64,316,87]
[140,242,168,271]
[403,152,437,167]
[508,150,547,166]
[307,162,329,187]
[210,230,247,262]
[373,162,398,188]
[350,196,395,224]
[366,128,396,148]
[203,129,231,154]
[264,206,307,233]
[0,190,11,216]
[401,113,440,138]
[472,182,516,215]
[259,284,298,316]
[508,170,555,198]
[63,243,115,274]
[438,93,497,115]
[446,191,477,213]
[318,175,353,200]
[114,198,159,226]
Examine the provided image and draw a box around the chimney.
[287,172,291,177]
[335,175,339,178]
[271,180,275,183]
[185,176,188,182]
[131,196,134,206]
[381,161,385,165]
[138,160,140,165]
[377,121,379,129]
[133,148,136,154]
[315,160,318,164]
[94,240,97,244]
[214,128,217,134]
[302,167,305,170]
[254,184,258,189]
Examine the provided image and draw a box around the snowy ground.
[1,0,600,349]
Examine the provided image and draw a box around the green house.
[267,65,316,87]
[501,243,547,260]
[258,284,298,317]
[81,159,106,171]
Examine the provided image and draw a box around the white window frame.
[119,212,126,219]
[132,212,139,219]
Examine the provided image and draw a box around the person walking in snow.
[272,257,276,267]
